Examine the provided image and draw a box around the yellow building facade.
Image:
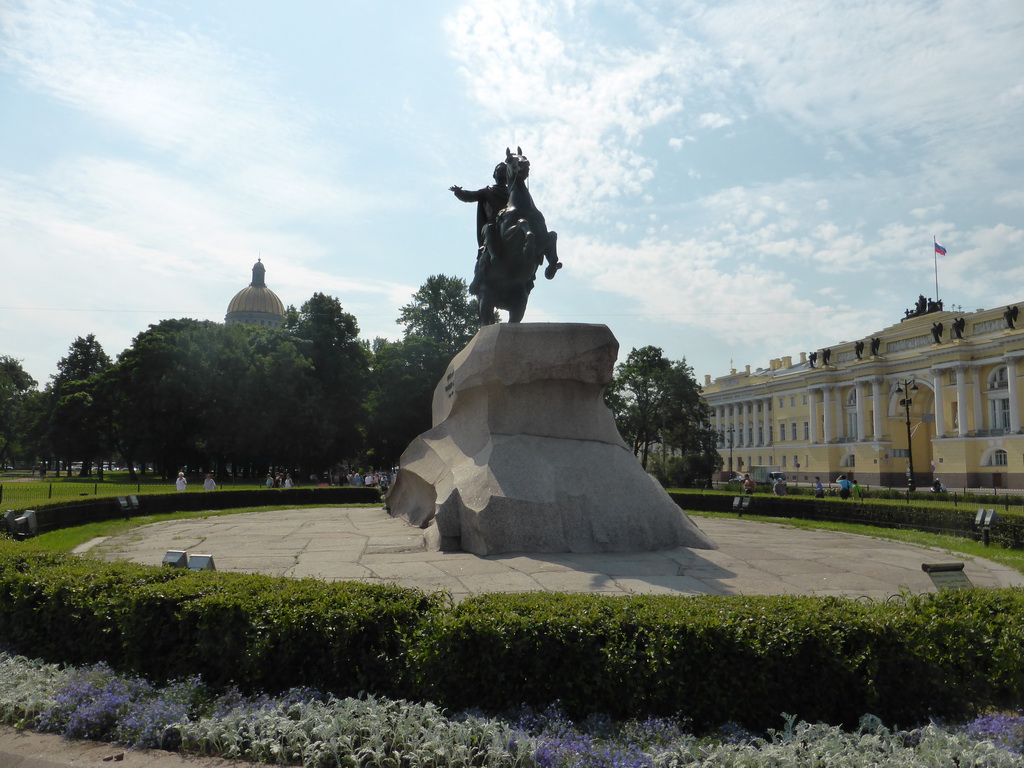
[702,301,1024,490]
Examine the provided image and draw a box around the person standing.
[175,472,187,492]
[742,473,756,494]
[203,473,216,491]
[813,477,825,498]
[836,474,852,499]
[852,479,863,500]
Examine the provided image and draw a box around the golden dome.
[225,259,285,327]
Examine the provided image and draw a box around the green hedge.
[2,539,1023,730]
[0,541,440,698]
[11,486,382,535]
[671,491,1024,549]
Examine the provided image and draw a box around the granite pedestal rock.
[385,323,716,555]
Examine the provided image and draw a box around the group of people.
[341,470,394,490]
[265,472,294,489]
[174,471,218,491]
[173,468,398,492]
[815,474,862,500]
[737,472,866,499]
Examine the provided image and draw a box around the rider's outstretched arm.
[450,185,486,203]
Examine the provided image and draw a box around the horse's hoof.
[545,262,562,280]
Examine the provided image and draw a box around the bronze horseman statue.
[450,147,562,324]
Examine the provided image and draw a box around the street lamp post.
[895,377,919,492]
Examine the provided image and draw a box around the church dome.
[225,259,285,327]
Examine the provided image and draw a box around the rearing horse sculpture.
[478,147,561,324]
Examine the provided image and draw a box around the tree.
[0,356,37,467]
[365,336,450,468]
[285,293,370,469]
[607,346,672,469]
[607,347,720,483]
[396,274,490,357]
[47,335,113,476]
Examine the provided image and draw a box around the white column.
[855,381,866,441]
[971,367,984,434]
[822,387,833,443]
[956,366,968,436]
[932,370,946,437]
[762,398,771,445]
[871,378,883,441]
[808,389,819,443]
[1006,358,1021,433]
[741,399,749,448]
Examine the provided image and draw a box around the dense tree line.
[0,275,718,485]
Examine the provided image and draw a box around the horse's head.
[504,146,530,184]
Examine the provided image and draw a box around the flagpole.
[933,236,939,303]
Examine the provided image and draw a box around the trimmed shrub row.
[2,539,1023,730]
[13,486,383,535]
[672,491,1024,549]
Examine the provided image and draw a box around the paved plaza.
[79,506,1024,601]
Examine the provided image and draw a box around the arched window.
[984,449,1008,466]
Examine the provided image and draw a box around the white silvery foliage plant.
[177,694,534,768]
[649,714,1024,767]
[0,653,66,728]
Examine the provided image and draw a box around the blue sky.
[2,0,1023,389]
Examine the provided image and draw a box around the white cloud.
[697,112,733,129]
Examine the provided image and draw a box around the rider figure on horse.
[449,162,509,296]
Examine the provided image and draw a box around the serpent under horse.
[478,146,561,324]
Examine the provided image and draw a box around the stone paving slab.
[81,506,1024,600]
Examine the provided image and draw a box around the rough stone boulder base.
[385,323,716,555]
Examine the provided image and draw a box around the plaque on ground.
[921,562,974,591]
[384,323,716,556]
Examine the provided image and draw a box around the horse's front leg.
[543,230,562,280]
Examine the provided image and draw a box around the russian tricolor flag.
[934,242,947,255]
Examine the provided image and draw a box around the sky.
[2,0,1023,391]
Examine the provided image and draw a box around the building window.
[989,366,1009,390]
[790,395,796,407]
[781,455,787,467]
[803,421,810,440]
[758,426,764,444]
[990,449,1008,466]
[747,427,753,444]
[790,423,797,441]
[846,412,858,439]
[768,427,773,443]
[779,397,785,408]
[990,398,1010,430]
[846,389,857,406]
[793,455,799,469]
[802,394,808,405]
